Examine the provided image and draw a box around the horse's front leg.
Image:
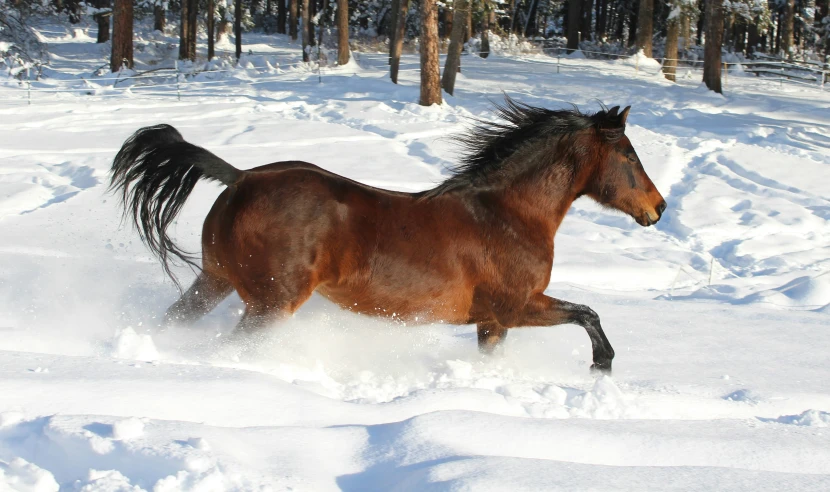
[516,293,616,373]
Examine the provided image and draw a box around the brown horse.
[110,98,665,373]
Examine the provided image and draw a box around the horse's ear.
[607,106,620,118]
[619,106,631,126]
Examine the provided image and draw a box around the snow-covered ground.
[1,22,829,491]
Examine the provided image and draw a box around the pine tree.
[110,0,132,71]
[390,0,409,82]
[442,0,469,95]
[703,0,723,93]
[337,0,350,65]
[420,0,442,106]
[636,0,653,56]
[235,0,243,59]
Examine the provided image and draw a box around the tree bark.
[442,0,468,95]
[337,0,350,65]
[187,0,197,60]
[782,0,795,58]
[703,0,723,93]
[289,0,298,40]
[679,13,690,48]
[628,0,638,46]
[581,0,593,41]
[567,0,582,51]
[442,5,453,40]
[235,0,242,59]
[481,6,493,59]
[663,15,678,81]
[153,4,165,32]
[389,0,401,64]
[207,0,215,60]
[179,0,190,59]
[301,0,310,61]
[110,0,132,71]
[466,4,472,40]
[636,0,653,56]
[420,0,442,106]
[747,22,759,55]
[391,0,410,81]
[277,0,287,34]
[94,0,110,43]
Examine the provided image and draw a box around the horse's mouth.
[636,212,660,227]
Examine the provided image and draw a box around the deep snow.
[1,21,829,491]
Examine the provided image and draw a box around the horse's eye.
[626,154,637,164]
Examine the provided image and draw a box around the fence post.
[175,60,181,101]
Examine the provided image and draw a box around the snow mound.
[0,458,59,492]
[111,418,144,441]
[111,328,159,362]
[774,410,830,427]
[619,49,662,70]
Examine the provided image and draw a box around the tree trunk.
[94,0,110,43]
[179,0,190,59]
[663,16,678,81]
[442,0,468,95]
[317,0,329,53]
[782,0,794,58]
[734,21,746,53]
[391,0,409,81]
[187,0,197,60]
[747,22,759,55]
[153,3,165,32]
[679,13,690,48]
[703,0,723,93]
[597,0,608,39]
[110,0,132,71]
[208,0,215,60]
[289,0,298,40]
[277,0,287,34]
[466,4,472,40]
[696,0,704,45]
[481,6,492,59]
[337,0,350,65]
[628,1,638,47]
[389,0,401,64]
[581,0,593,41]
[636,0,653,56]
[301,0,310,61]
[442,5,453,40]
[420,0,442,106]
[567,0,582,51]
[235,0,242,59]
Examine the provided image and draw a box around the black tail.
[109,124,243,288]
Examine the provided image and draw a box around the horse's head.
[584,106,666,227]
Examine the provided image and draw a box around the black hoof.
[590,360,612,375]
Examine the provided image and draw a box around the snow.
[1,20,830,491]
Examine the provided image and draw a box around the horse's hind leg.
[232,271,317,335]
[477,321,508,354]
[164,271,233,327]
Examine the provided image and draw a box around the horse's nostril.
[656,200,667,217]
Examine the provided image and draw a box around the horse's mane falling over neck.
[425,97,626,198]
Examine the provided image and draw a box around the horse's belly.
[316,281,473,325]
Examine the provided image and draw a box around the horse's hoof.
[590,361,612,375]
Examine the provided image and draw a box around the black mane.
[426,97,627,196]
